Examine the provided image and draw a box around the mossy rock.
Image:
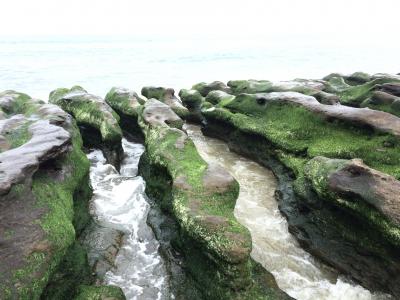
[141,86,190,119]
[227,80,273,94]
[49,86,122,146]
[0,94,92,299]
[74,285,126,300]
[304,156,400,248]
[178,89,205,122]
[49,86,123,167]
[345,71,371,85]
[205,90,235,106]
[105,87,144,136]
[201,99,400,298]
[137,101,290,299]
[192,81,231,97]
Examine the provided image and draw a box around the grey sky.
[1,0,399,39]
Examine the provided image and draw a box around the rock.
[192,81,231,96]
[375,82,400,97]
[74,285,126,300]
[346,71,371,85]
[136,101,291,299]
[178,89,204,122]
[228,92,400,138]
[201,106,400,297]
[0,119,70,194]
[141,86,189,119]
[105,87,144,137]
[80,221,123,280]
[205,90,235,106]
[228,79,273,94]
[371,73,400,81]
[368,91,399,105]
[142,99,183,129]
[306,157,400,229]
[0,91,92,299]
[323,75,351,93]
[313,90,340,105]
[49,86,123,168]
[202,163,236,193]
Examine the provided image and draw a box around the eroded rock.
[141,86,189,119]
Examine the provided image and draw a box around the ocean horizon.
[1,34,398,99]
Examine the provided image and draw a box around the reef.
[3,72,400,299]
[181,75,400,297]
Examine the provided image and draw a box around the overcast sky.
[0,0,399,39]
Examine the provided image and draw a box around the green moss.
[338,78,400,106]
[0,90,39,116]
[10,120,91,300]
[227,80,273,94]
[304,156,400,248]
[179,89,204,108]
[2,122,32,151]
[206,99,400,178]
[41,242,92,300]
[74,285,126,300]
[205,90,235,107]
[105,87,144,118]
[138,109,281,297]
[49,87,122,145]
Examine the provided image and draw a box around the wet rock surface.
[49,86,123,168]
[142,98,184,129]
[0,90,93,299]
[141,86,190,119]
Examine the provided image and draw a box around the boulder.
[0,91,92,299]
[142,99,183,129]
[205,90,235,106]
[178,89,205,122]
[192,81,231,96]
[49,86,123,168]
[105,87,144,136]
[141,86,189,119]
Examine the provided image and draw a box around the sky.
[0,0,399,40]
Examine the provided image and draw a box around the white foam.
[87,139,170,300]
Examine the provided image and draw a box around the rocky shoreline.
[1,71,399,299]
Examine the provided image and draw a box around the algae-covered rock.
[137,99,291,299]
[0,91,92,299]
[80,221,123,280]
[199,83,400,297]
[192,81,231,96]
[142,99,184,129]
[74,285,126,300]
[346,71,371,85]
[105,87,144,136]
[205,90,235,106]
[305,157,400,242]
[49,86,123,167]
[228,79,273,94]
[178,89,205,122]
[227,79,325,95]
[141,86,190,119]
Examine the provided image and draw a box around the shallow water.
[87,138,171,300]
[1,35,399,100]
[184,124,391,300]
